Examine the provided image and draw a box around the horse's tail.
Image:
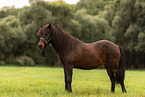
[116,46,126,83]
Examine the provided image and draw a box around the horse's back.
[93,40,119,51]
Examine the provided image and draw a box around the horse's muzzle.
[38,44,42,48]
[38,43,45,49]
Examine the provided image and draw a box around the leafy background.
[0,0,144,69]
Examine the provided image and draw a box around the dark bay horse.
[37,24,126,93]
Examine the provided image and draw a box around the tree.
[45,0,74,30]
[76,0,113,15]
[74,9,111,42]
[18,2,55,26]
[0,16,26,61]
[0,6,21,19]
[0,15,19,27]
[29,0,43,4]
[103,0,145,68]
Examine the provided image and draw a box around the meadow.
[0,66,145,97]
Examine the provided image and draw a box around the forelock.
[37,28,43,36]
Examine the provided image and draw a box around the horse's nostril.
[38,44,42,48]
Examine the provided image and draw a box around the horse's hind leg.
[106,68,116,92]
[116,73,126,92]
[120,80,126,92]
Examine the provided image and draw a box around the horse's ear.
[41,25,43,27]
[48,24,51,28]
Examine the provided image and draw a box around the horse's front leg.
[63,68,67,90]
[64,63,73,92]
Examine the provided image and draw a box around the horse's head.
[37,24,52,49]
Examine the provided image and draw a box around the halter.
[40,36,52,45]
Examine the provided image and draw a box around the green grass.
[0,66,145,97]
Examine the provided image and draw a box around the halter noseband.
[40,36,52,45]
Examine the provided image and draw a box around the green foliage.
[29,0,43,4]
[0,0,144,68]
[74,9,111,42]
[18,2,55,25]
[0,24,18,59]
[76,0,113,15]
[0,15,26,60]
[0,6,21,18]
[103,0,145,67]
[136,32,145,52]
[0,15,19,27]
[45,0,74,30]
[0,61,5,65]
[125,24,139,52]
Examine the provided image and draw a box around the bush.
[16,56,35,66]
[0,61,5,65]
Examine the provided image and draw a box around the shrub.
[16,56,35,66]
[0,61,5,65]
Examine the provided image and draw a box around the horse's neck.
[51,30,82,56]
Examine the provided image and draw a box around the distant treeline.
[0,0,144,69]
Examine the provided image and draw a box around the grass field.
[0,66,145,97]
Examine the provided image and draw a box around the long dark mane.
[50,25,83,56]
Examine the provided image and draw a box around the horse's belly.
[74,64,101,70]
[73,58,103,70]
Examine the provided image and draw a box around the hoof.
[67,90,72,92]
